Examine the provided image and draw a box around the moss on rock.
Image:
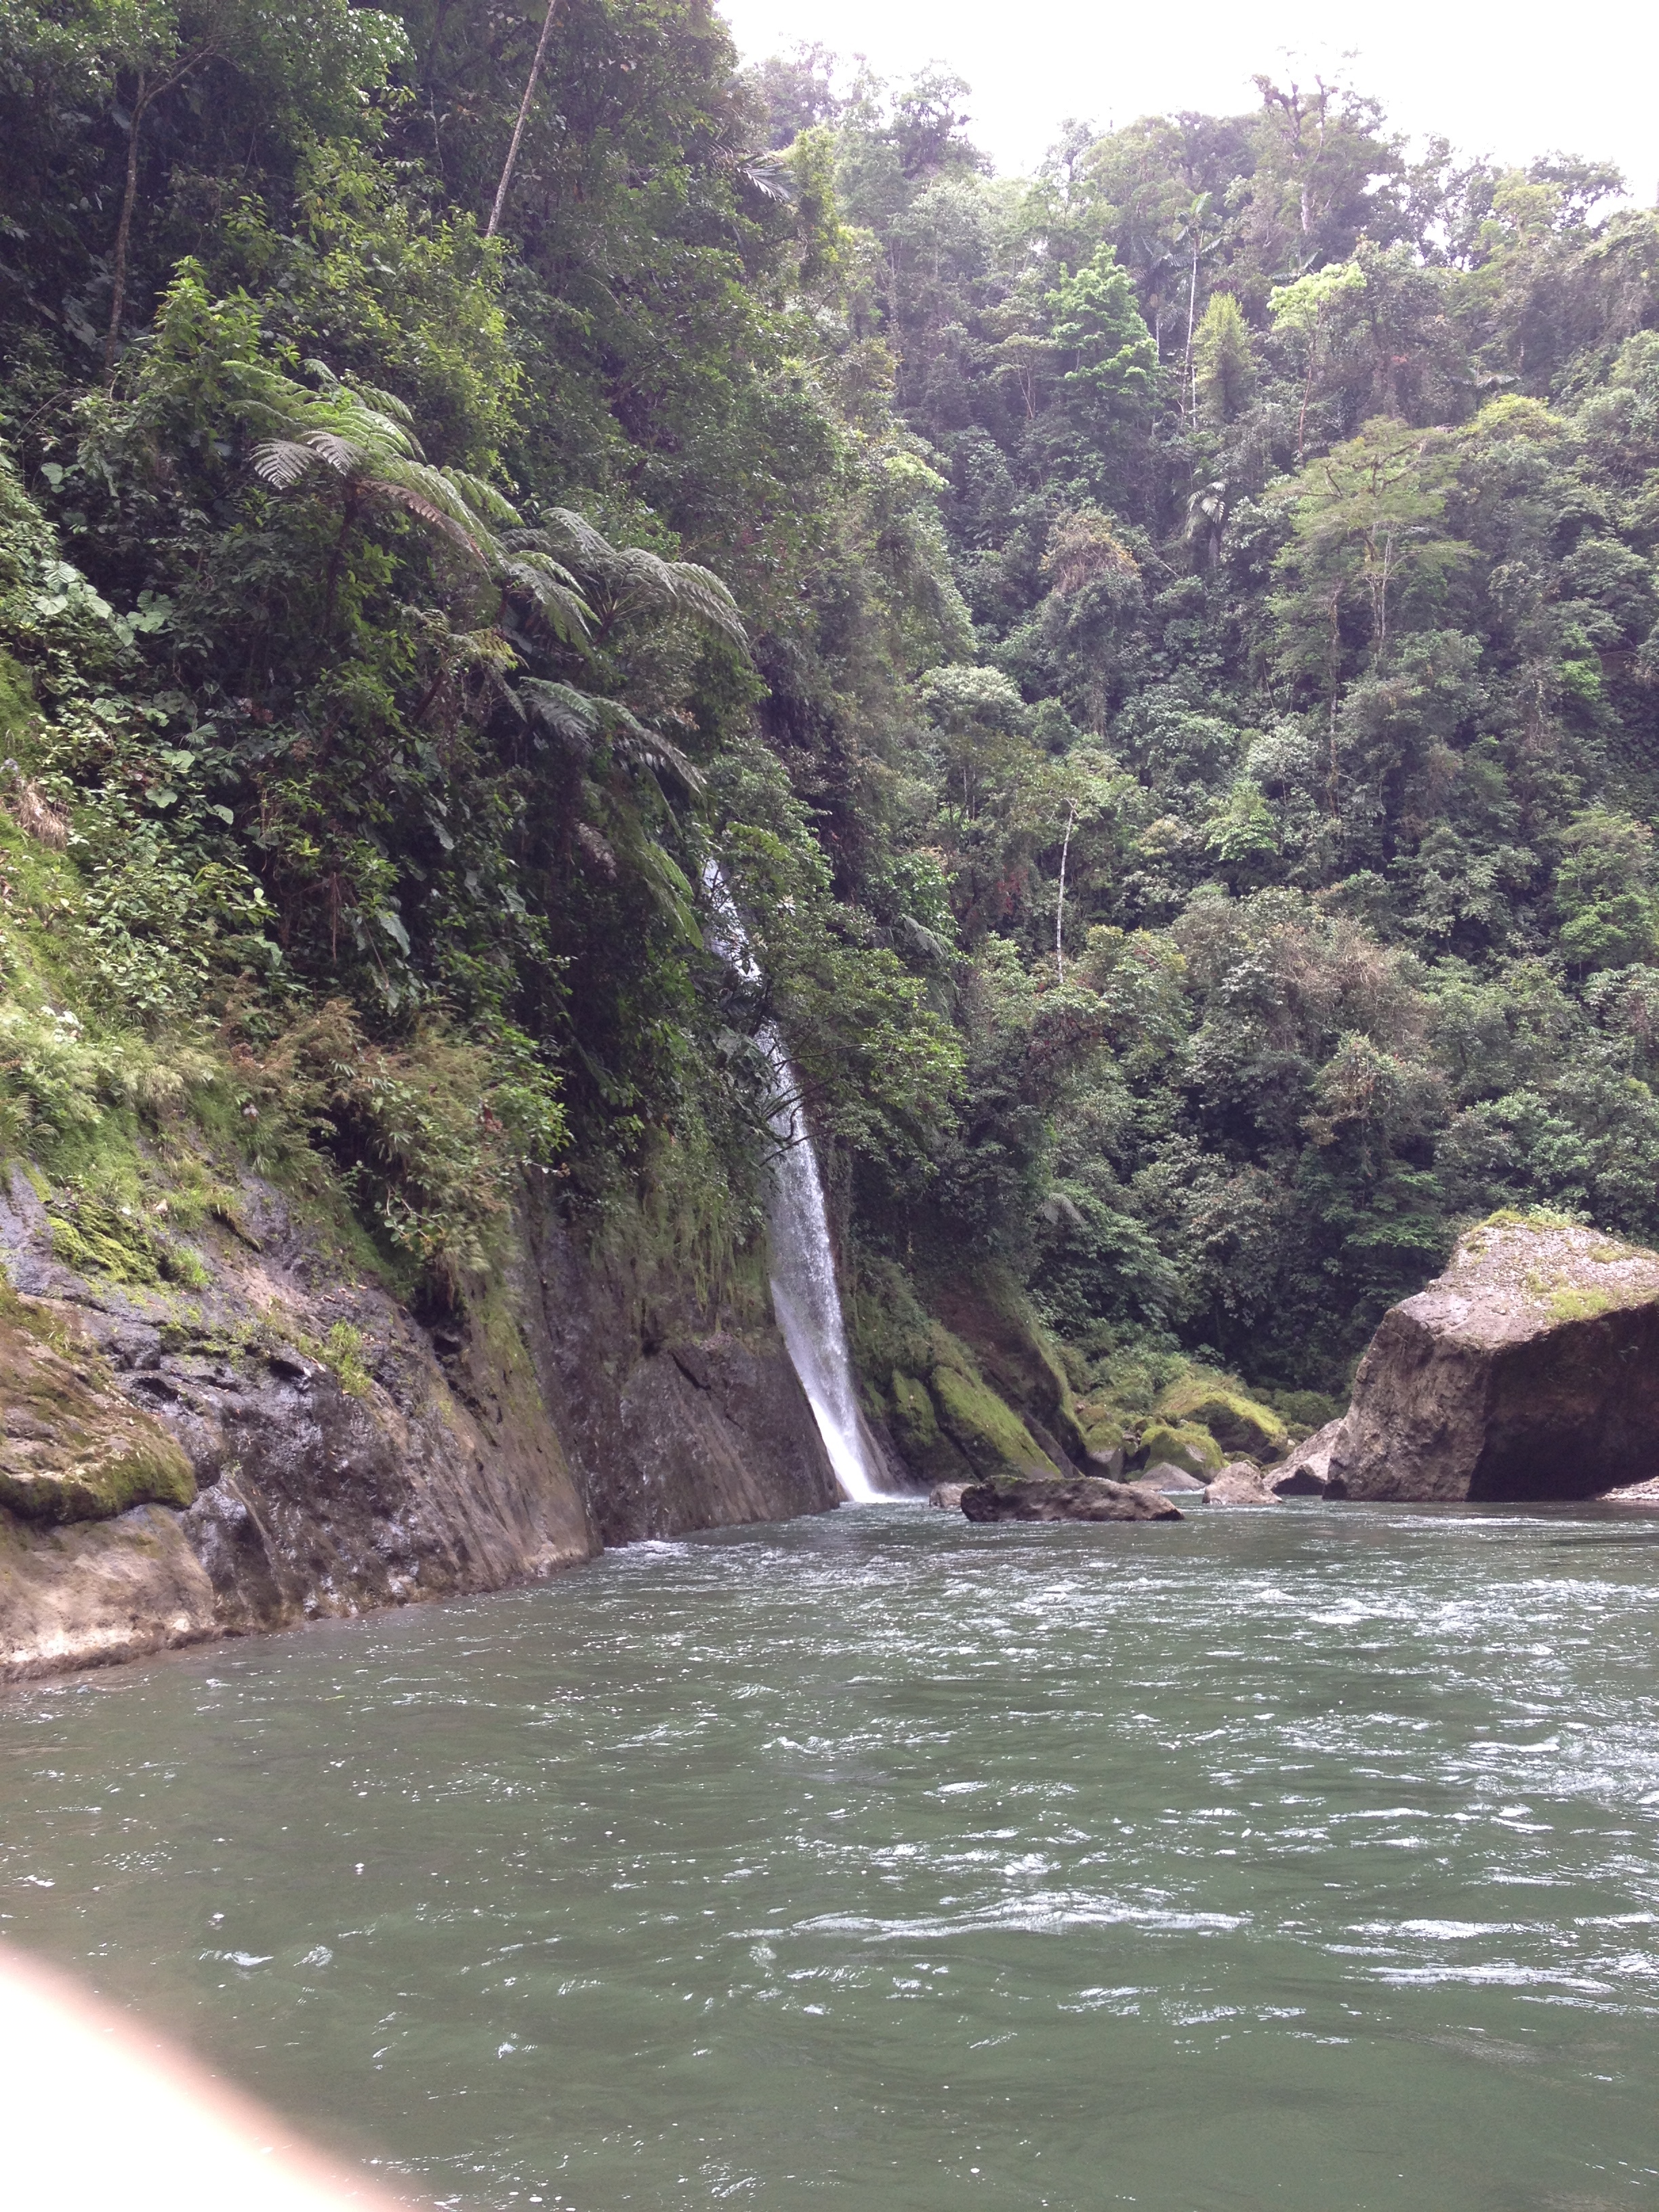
[1156,1378,1286,1460]
[1074,1395,1132,1461]
[0,1301,195,1523]
[889,1370,939,1454]
[929,1362,1052,1482]
[1136,1418,1223,1479]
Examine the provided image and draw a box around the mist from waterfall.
[704,867,890,1503]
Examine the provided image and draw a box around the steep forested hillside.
[1,3,1657,1449]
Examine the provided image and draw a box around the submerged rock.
[1204,1462,1279,1506]
[1267,1417,1345,1497]
[1330,1216,1659,1501]
[960,1476,1183,1523]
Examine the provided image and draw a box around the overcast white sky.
[717,0,1659,202]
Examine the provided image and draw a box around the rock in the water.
[928,1481,969,1510]
[1267,1416,1345,1497]
[1330,1216,1659,1500]
[960,1476,1183,1523]
[1204,1461,1279,1505]
[1137,1461,1209,1493]
[1605,1474,1659,1504]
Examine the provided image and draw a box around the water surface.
[3,1501,1659,2211]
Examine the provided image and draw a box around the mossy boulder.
[930,1362,1054,1481]
[961,1475,1183,1523]
[1136,1418,1223,1479]
[0,1305,194,1524]
[1073,1395,1132,1473]
[1156,1379,1286,1460]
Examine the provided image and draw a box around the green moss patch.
[47,1194,211,1289]
[929,1362,1052,1481]
[1156,1378,1286,1458]
[0,1302,194,1523]
[1137,1418,1223,1479]
[888,1370,939,1454]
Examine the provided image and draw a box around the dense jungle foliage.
[1,0,1658,1414]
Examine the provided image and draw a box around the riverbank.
[0,1162,840,1681]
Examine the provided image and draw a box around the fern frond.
[343,378,416,428]
[499,552,593,642]
[250,438,316,489]
[303,430,375,476]
[446,468,521,529]
[519,678,602,744]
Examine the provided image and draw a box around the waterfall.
[704,867,890,1503]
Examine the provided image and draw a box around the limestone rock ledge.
[0,1168,838,1681]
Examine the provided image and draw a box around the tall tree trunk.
[104,69,152,384]
[1055,801,1076,983]
[486,0,562,239]
[104,45,216,384]
[1183,249,1199,421]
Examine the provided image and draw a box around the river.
[3,1500,1658,2211]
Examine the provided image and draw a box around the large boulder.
[1137,1461,1209,1494]
[960,1476,1183,1523]
[1330,1217,1659,1500]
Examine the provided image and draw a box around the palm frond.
[375,480,489,558]
[737,153,794,203]
[538,506,617,565]
[445,468,522,529]
[343,378,415,428]
[600,700,707,794]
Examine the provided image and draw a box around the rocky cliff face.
[0,1168,838,1681]
[1329,1218,1659,1501]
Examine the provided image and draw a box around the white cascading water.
[704,866,889,1502]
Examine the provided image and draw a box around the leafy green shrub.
[231,997,565,1292]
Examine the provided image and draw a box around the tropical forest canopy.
[2,0,1658,1410]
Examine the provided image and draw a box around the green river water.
[3,1500,1659,2211]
